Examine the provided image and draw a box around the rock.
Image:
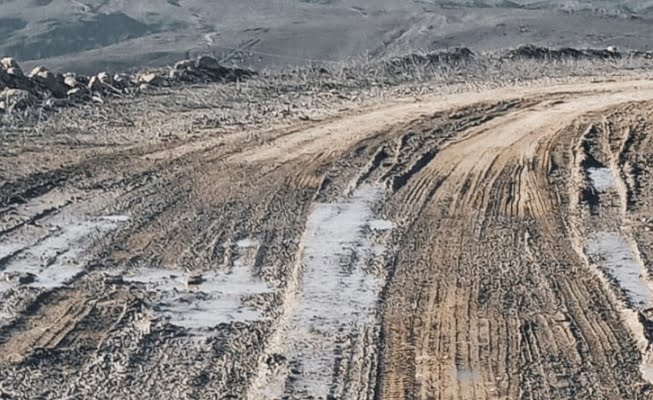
[88,76,103,90]
[137,72,162,86]
[175,59,195,70]
[195,55,220,71]
[64,76,78,88]
[138,83,152,92]
[0,88,36,109]
[113,73,131,84]
[28,66,47,78]
[187,274,205,286]
[31,69,67,98]
[18,273,36,285]
[97,72,112,84]
[6,67,23,77]
[0,57,20,72]
[67,87,85,97]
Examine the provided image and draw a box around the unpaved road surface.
[3,78,653,399]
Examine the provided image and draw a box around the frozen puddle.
[587,167,616,192]
[120,259,270,334]
[0,214,126,291]
[0,214,128,323]
[587,232,653,309]
[284,185,392,397]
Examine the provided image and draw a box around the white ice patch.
[120,262,270,333]
[587,232,653,309]
[100,215,130,223]
[368,219,394,231]
[283,185,392,397]
[236,238,259,248]
[587,167,616,192]
[0,215,122,292]
[0,213,126,324]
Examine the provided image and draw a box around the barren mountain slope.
[1,0,653,73]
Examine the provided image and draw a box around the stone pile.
[0,55,254,112]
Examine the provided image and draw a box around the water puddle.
[587,232,653,309]
[284,185,392,397]
[587,167,616,192]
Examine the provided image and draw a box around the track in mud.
[2,80,653,399]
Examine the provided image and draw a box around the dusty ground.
[2,63,653,400]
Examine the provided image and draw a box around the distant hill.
[1,0,652,73]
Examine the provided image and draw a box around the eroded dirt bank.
[2,78,653,399]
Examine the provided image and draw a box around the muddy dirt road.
[2,78,653,399]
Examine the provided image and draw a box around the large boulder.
[64,76,78,88]
[29,67,67,98]
[6,67,23,78]
[136,72,162,86]
[0,67,33,92]
[195,55,220,71]
[0,57,21,73]
[28,66,46,78]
